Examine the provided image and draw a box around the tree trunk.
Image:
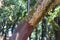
[9,21,34,40]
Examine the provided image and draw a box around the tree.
[9,0,60,40]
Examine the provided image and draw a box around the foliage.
[0,0,28,36]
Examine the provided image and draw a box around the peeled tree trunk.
[9,0,60,40]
